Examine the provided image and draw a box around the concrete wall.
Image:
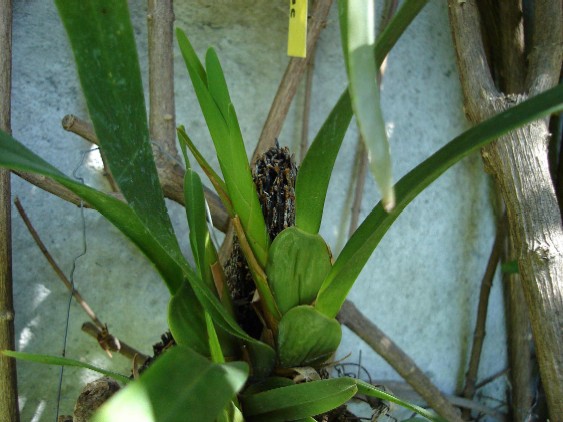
[10,1,506,420]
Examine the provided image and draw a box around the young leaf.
[267,227,332,315]
[339,0,395,211]
[55,0,182,259]
[354,378,444,422]
[205,312,225,364]
[92,346,248,422]
[177,29,270,267]
[241,377,357,421]
[0,131,184,293]
[315,83,563,318]
[1,350,130,384]
[276,305,341,368]
[178,126,233,216]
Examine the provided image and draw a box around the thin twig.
[61,114,229,232]
[252,0,333,165]
[81,322,149,365]
[461,222,505,418]
[337,300,463,422]
[15,197,149,363]
[62,115,118,192]
[348,138,368,237]
[0,0,19,420]
[14,197,104,330]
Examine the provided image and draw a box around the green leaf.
[315,83,563,318]
[206,48,232,120]
[205,312,225,363]
[55,0,182,261]
[295,1,428,234]
[0,131,184,293]
[177,28,270,268]
[168,282,209,355]
[92,346,248,422]
[295,91,353,234]
[354,379,443,422]
[178,260,276,377]
[178,126,233,216]
[1,350,129,384]
[267,227,332,315]
[277,305,341,368]
[339,0,394,210]
[241,377,357,421]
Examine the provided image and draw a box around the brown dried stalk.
[0,0,19,420]
[461,221,504,418]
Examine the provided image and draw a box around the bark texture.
[448,1,563,419]
[0,0,20,420]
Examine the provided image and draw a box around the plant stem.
[448,1,563,418]
[252,0,333,165]
[81,322,149,365]
[14,197,104,330]
[461,222,504,418]
[0,0,19,419]
[337,300,463,422]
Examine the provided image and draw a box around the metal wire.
[54,149,91,421]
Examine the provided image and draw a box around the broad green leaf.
[93,346,248,422]
[0,131,184,293]
[339,0,394,210]
[277,305,341,368]
[241,377,357,421]
[168,282,209,355]
[295,91,353,234]
[267,227,332,315]
[55,0,181,260]
[177,29,270,267]
[295,1,428,234]
[315,83,563,318]
[354,378,443,422]
[2,350,130,384]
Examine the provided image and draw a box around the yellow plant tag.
[288,0,307,58]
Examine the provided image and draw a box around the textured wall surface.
[10,1,506,420]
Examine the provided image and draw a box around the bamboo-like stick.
[0,0,20,420]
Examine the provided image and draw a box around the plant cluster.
[1,1,561,421]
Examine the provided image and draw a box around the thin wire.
[54,149,91,421]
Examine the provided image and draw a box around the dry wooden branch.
[252,0,333,165]
[0,0,20,420]
[448,1,563,418]
[61,114,229,232]
[337,300,463,422]
[461,222,504,418]
[504,231,535,422]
